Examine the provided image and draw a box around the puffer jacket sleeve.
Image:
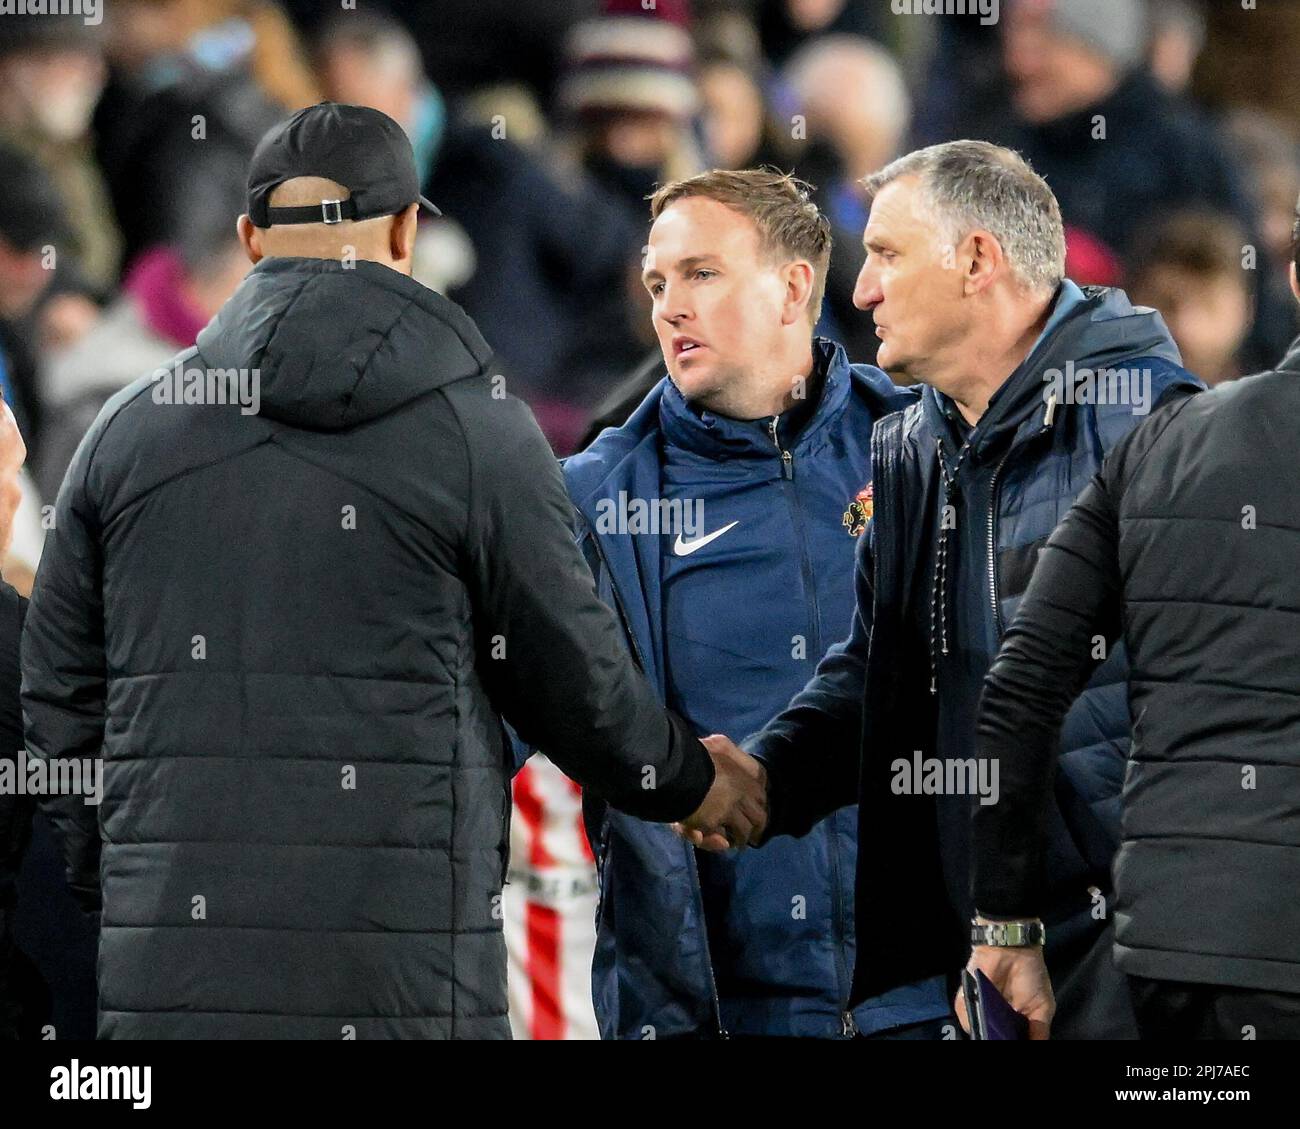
[974,392,1200,917]
[450,386,714,823]
[21,420,108,915]
[974,472,1123,918]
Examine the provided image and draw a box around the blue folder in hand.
[962,968,1030,1040]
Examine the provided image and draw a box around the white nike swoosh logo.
[673,521,739,557]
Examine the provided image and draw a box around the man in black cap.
[23,103,763,1039]
[0,141,74,450]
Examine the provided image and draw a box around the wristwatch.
[970,920,1046,948]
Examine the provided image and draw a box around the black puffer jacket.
[1110,358,1300,993]
[23,257,713,1039]
[977,338,1300,995]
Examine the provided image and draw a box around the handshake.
[674,735,770,851]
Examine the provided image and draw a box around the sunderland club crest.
[843,481,873,537]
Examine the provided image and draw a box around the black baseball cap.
[246,102,440,228]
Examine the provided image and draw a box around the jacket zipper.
[580,514,729,1039]
[827,811,856,1037]
[985,446,1013,638]
[986,393,1058,640]
[772,416,850,1035]
[686,850,728,1038]
[769,417,821,655]
[769,416,794,480]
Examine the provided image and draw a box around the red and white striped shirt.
[502,755,598,1040]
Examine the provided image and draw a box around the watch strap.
[971,920,1046,947]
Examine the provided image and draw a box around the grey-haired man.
[689,140,1202,1039]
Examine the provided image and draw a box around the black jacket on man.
[977,338,1300,996]
[744,285,1200,1038]
[22,256,713,1039]
[1,582,97,1042]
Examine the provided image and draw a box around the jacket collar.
[196,256,493,431]
[562,339,911,698]
[657,337,852,461]
[923,281,1084,463]
[565,337,900,511]
[922,281,1184,470]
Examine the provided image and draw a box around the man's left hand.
[954,942,1055,1040]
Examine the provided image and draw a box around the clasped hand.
[673,734,768,850]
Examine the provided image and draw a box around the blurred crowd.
[1,0,1299,594]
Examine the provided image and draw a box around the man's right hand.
[674,734,768,849]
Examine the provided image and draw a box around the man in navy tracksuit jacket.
[541,170,951,1038]
[566,339,950,1038]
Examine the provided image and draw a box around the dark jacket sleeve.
[0,585,29,1038]
[742,522,872,839]
[450,387,713,823]
[21,424,108,916]
[973,395,1198,917]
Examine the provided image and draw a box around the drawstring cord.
[924,390,1058,695]
[929,435,971,695]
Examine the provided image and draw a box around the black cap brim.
[418,194,442,218]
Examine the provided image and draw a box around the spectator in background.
[984,0,1256,289]
[285,0,599,106]
[0,15,114,371]
[1128,211,1253,387]
[694,8,793,172]
[0,149,71,592]
[551,0,707,418]
[313,12,476,298]
[0,15,120,295]
[93,0,314,266]
[783,36,911,363]
[0,144,69,456]
[1222,109,1300,370]
[316,12,445,189]
[558,0,703,219]
[758,0,889,66]
[1130,2,1297,374]
[1225,113,1300,277]
[1147,0,1207,97]
[555,2,747,444]
[316,10,639,452]
[911,9,1007,150]
[36,193,250,502]
[698,53,780,172]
